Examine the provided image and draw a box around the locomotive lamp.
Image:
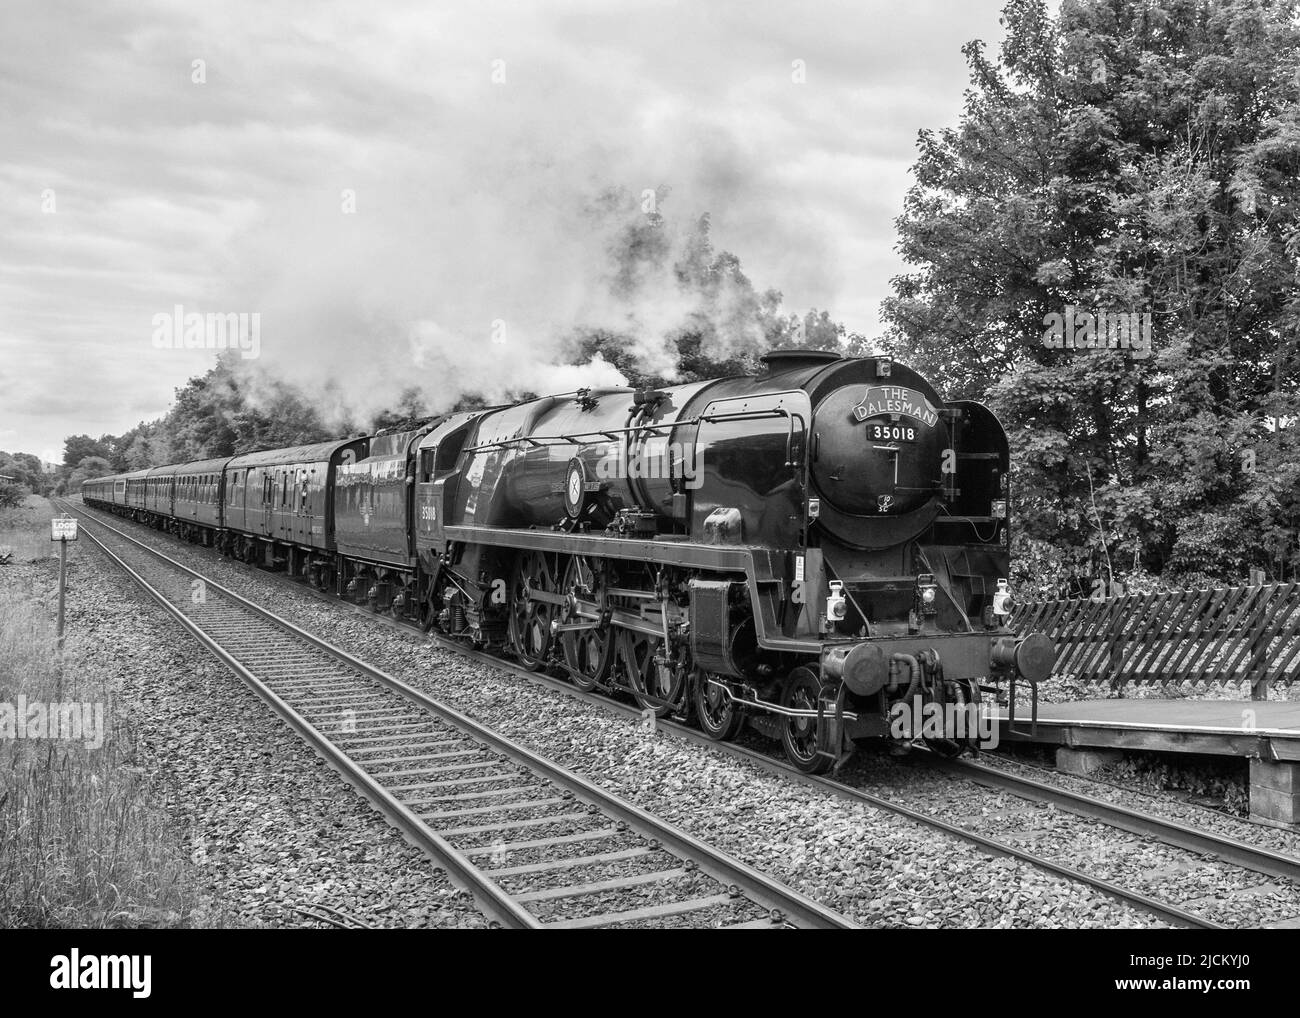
[992,579,1014,616]
[826,581,847,623]
[916,573,938,615]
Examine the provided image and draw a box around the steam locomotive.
[83,349,1053,772]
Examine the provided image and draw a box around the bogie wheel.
[692,669,743,741]
[780,667,834,774]
[558,556,612,692]
[617,629,686,717]
[508,550,557,671]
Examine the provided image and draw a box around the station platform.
[996,699,1300,827]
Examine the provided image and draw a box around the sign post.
[51,515,78,698]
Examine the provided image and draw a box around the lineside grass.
[0,514,230,927]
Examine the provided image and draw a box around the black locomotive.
[83,350,1053,772]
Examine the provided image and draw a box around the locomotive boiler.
[417,349,1053,771]
[84,348,1053,773]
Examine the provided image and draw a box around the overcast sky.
[0,0,1011,464]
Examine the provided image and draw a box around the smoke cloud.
[213,15,799,426]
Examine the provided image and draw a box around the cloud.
[0,0,1008,455]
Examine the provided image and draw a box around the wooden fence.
[1010,583,1300,699]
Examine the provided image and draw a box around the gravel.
[834,752,1300,929]
[980,746,1300,865]
[51,531,489,928]
[76,505,1192,929]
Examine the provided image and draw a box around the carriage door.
[261,471,273,535]
[295,468,310,545]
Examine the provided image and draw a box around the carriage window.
[281,474,289,506]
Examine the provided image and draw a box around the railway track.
[449,649,1298,928]
[70,498,1300,928]
[60,500,857,930]
[442,644,1234,929]
[930,756,1300,887]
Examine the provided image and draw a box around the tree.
[370,388,429,433]
[0,481,27,508]
[62,434,113,468]
[68,455,114,493]
[0,451,48,495]
[883,0,1300,586]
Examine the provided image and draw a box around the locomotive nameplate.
[850,386,939,428]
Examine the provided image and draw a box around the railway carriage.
[80,477,110,505]
[144,464,178,523]
[172,456,234,543]
[123,469,150,517]
[222,438,369,578]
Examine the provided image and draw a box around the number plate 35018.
[868,422,916,443]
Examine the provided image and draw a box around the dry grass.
[0,565,224,928]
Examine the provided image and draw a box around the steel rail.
[63,500,856,930]
[73,497,1290,928]
[438,644,1225,929]
[931,756,1300,886]
[66,505,538,929]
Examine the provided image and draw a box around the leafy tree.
[61,434,113,468]
[67,455,114,493]
[370,387,429,433]
[0,451,47,495]
[0,481,28,508]
[884,0,1300,586]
